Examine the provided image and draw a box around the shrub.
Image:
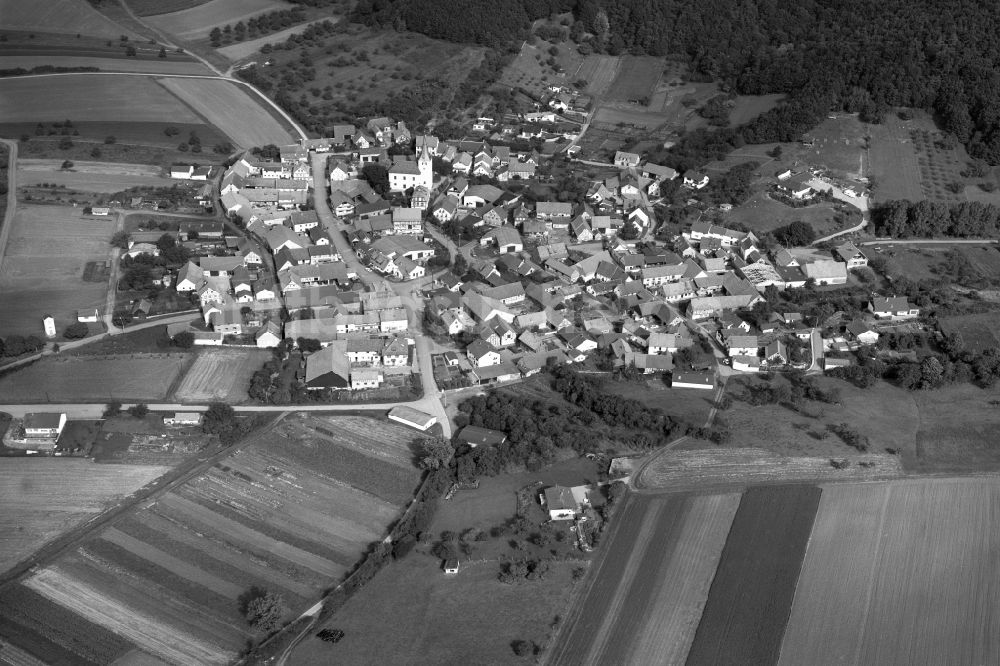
[63,322,89,339]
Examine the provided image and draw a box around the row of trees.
[872,200,1000,238]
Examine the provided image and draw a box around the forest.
[353,0,1000,165]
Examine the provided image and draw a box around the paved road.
[812,213,869,245]
[3,71,307,141]
[807,328,824,373]
[0,139,18,277]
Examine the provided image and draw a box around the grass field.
[912,383,1000,473]
[780,479,1000,665]
[939,311,1000,353]
[799,115,868,178]
[173,349,268,403]
[0,459,168,574]
[605,56,663,102]
[868,112,924,202]
[0,204,113,338]
[18,159,176,193]
[0,75,202,124]
[294,554,579,665]
[125,0,210,16]
[725,191,851,235]
[686,485,820,666]
[0,0,138,38]
[550,493,740,666]
[0,54,212,75]
[0,354,192,402]
[147,0,294,40]
[10,413,420,665]
[157,77,296,147]
[216,18,336,61]
[604,377,714,428]
[728,94,784,126]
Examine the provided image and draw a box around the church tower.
[417,141,433,191]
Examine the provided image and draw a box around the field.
[725,191,854,235]
[125,0,211,15]
[294,554,579,665]
[686,485,820,666]
[498,39,592,98]
[940,311,1000,353]
[604,377,714,428]
[216,18,336,62]
[911,383,1000,473]
[7,413,421,665]
[727,94,785,126]
[0,354,192,402]
[549,493,740,666]
[0,54,211,75]
[868,112,924,201]
[604,56,664,102]
[157,77,296,147]
[779,479,1000,665]
[0,204,113,338]
[18,159,176,193]
[799,115,869,178]
[0,75,203,124]
[573,54,620,97]
[0,458,169,573]
[0,0,138,38]
[173,348,268,403]
[147,0,294,40]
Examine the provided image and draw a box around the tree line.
[871,200,1000,238]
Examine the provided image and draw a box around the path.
[113,0,223,77]
[812,212,868,245]
[102,211,125,331]
[0,139,18,277]
[3,71,307,141]
[859,238,999,246]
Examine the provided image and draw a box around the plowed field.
[172,348,267,402]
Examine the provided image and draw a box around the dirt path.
[0,139,18,277]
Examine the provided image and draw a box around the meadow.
[604,56,663,102]
[173,348,268,403]
[18,159,176,193]
[725,191,852,235]
[0,55,211,75]
[780,479,1000,665]
[147,0,295,41]
[0,204,113,338]
[0,459,169,574]
[125,0,211,15]
[9,413,422,665]
[0,0,138,38]
[939,311,1000,353]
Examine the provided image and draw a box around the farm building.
[541,485,579,521]
[42,315,56,338]
[443,559,460,574]
[305,341,350,390]
[90,207,110,216]
[77,308,99,323]
[455,425,507,448]
[388,406,438,431]
[671,371,715,390]
[163,412,202,426]
[23,412,67,438]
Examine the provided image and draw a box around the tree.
[104,135,116,144]
[60,160,73,169]
[128,403,149,418]
[110,231,131,249]
[202,402,237,435]
[361,163,390,195]
[125,45,136,57]
[63,322,89,339]
[102,402,122,418]
[417,437,453,470]
[90,146,102,159]
[511,640,533,657]
[241,588,286,633]
[772,220,815,246]
[158,47,166,58]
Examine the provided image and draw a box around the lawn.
[0,204,113,338]
[686,485,821,666]
[293,554,580,665]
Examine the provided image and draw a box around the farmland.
[8,413,421,665]
[0,54,212,75]
[0,0,138,38]
[604,56,664,103]
[147,0,295,41]
[911,383,1000,473]
[0,204,113,338]
[173,348,268,403]
[0,354,192,402]
[686,485,820,666]
[549,493,740,666]
[18,159,176,193]
[868,112,925,201]
[157,77,297,147]
[294,554,579,665]
[125,0,211,15]
[725,191,856,235]
[780,479,1000,665]
[0,459,169,573]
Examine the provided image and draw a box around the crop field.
[12,414,419,665]
[18,159,176,193]
[294,554,578,665]
[0,459,168,574]
[147,0,294,40]
[157,77,296,147]
[605,57,664,102]
[173,348,268,403]
[0,75,203,124]
[126,0,211,16]
[686,485,820,666]
[0,354,192,402]
[780,479,1000,665]
[0,54,212,75]
[636,447,902,491]
[0,0,138,38]
[0,204,113,338]
[550,493,740,666]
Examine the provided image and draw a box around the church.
[388,143,433,193]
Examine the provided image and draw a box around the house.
[671,371,715,390]
[802,260,848,285]
[77,308,100,323]
[833,242,868,269]
[846,320,879,345]
[467,339,501,367]
[255,321,282,348]
[481,226,523,254]
[351,367,384,390]
[163,412,202,426]
[23,412,67,438]
[765,339,788,365]
[442,559,460,575]
[732,355,762,372]
[647,332,677,355]
[542,485,578,521]
[175,261,204,292]
[683,171,709,189]
[456,425,508,447]
[869,296,920,320]
[614,151,641,168]
[777,173,814,199]
[170,165,194,179]
[535,201,573,220]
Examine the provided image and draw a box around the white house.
[23,412,66,438]
[542,485,578,521]
[683,171,709,189]
[869,296,920,320]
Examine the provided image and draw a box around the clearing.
[780,478,1000,665]
[549,493,740,666]
[0,354,192,402]
[0,204,113,338]
[157,77,296,147]
[293,554,579,665]
[686,485,821,666]
[0,0,138,38]
[172,348,268,403]
[147,0,295,41]
[0,458,168,574]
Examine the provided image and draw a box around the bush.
[241,588,286,633]
[63,322,89,339]
[128,403,149,418]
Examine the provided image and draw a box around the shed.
[388,406,438,432]
[455,425,507,448]
[443,559,460,574]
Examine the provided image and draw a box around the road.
[0,139,18,277]
[812,212,869,245]
[806,328,824,373]
[4,71,307,141]
[102,211,125,331]
[859,238,999,246]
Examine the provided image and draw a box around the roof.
[871,296,913,311]
[456,425,507,446]
[305,341,349,388]
[387,406,437,429]
[543,485,577,511]
[802,260,848,280]
[467,338,498,359]
[24,412,64,429]
[672,371,714,387]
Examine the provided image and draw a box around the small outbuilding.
[455,425,507,448]
[443,559,460,574]
[388,406,438,432]
[163,412,202,426]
